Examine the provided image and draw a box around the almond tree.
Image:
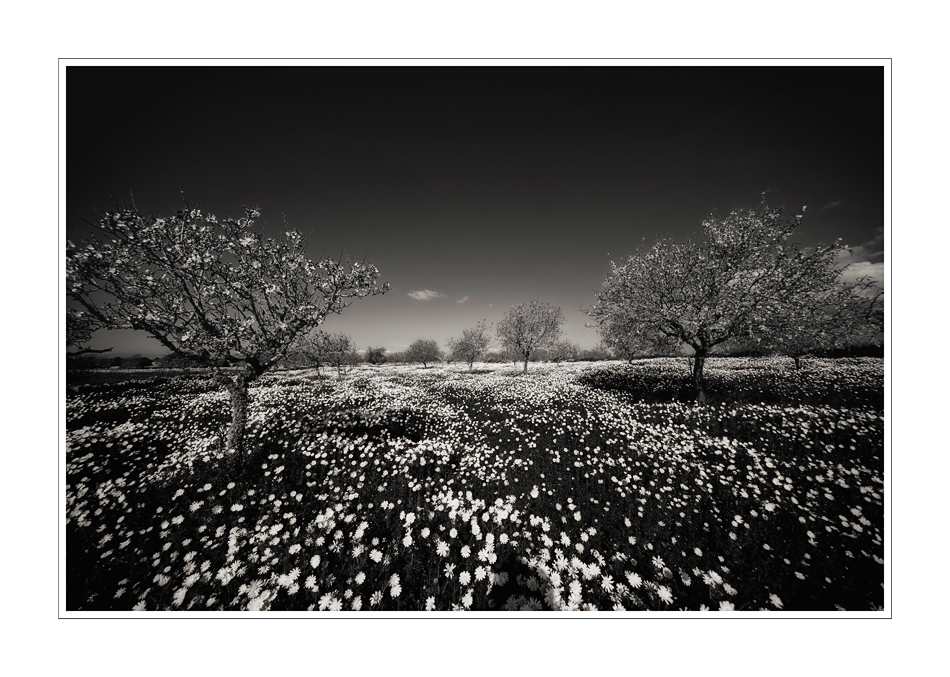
[586,199,876,401]
[406,339,442,368]
[66,202,389,457]
[497,300,564,373]
[502,344,521,368]
[548,339,580,364]
[294,330,359,379]
[365,346,388,365]
[743,278,883,369]
[447,320,492,371]
[591,310,678,363]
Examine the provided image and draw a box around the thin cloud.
[456,295,470,304]
[837,227,884,265]
[825,224,885,295]
[848,227,884,262]
[407,289,445,301]
[840,260,885,287]
[821,199,844,210]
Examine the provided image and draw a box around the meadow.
[65,357,885,612]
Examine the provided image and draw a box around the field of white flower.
[65,357,884,612]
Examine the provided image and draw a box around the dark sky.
[67,65,885,356]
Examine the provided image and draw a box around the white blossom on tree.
[293,330,359,379]
[66,307,111,356]
[447,320,492,371]
[740,275,883,368]
[547,339,580,364]
[365,346,388,365]
[589,310,678,363]
[406,339,442,368]
[586,198,881,401]
[66,201,389,456]
[496,300,564,373]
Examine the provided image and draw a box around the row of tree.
[277,319,598,375]
[66,196,883,455]
[65,333,606,372]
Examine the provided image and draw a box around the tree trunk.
[692,349,707,404]
[336,362,342,380]
[222,373,250,459]
[523,359,528,374]
[793,355,802,370]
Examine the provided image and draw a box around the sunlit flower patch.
[66,358,884,611]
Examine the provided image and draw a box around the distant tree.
[497,300,564,374]
[548,339,580,364]
[597,319,639,363]
[742,278,883,369]
[66,201,388,458]
[366,346,388,365]
[579,342,615,362]
[447,320,492,371]
[591,311,679,363]
[117,354,154,369]
[279,349,309,370]
[586,199,875,402]
[485,348,520,365]
[153,353,208,370]
[294,330,359,379]
[406,339,442,368]
[66,354,99,370]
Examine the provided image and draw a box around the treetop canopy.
[67,204,389,373]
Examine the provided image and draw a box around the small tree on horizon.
[447,320,492,371]
[67,201,389,458]
[590,310,679,363]
[548,339,580,364]
[294,330,359,380]
[365,346,388,365]
[406,339,442,368]
[741,279,884,369]
[497,300,564,373]
[578,341,615,362]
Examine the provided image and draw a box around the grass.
[65,356,884,612]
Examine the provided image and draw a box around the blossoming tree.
[547,339,580,364]
[293,329,360,380]
[586,199,882,401]
[739,277,884,369]
[365,346,388,365]
[447,320,492,371]
[66,202,389,457]
[591,309,679,363]
[66,307,111,356]
[406,339,442,368]
[497,300,564,373]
